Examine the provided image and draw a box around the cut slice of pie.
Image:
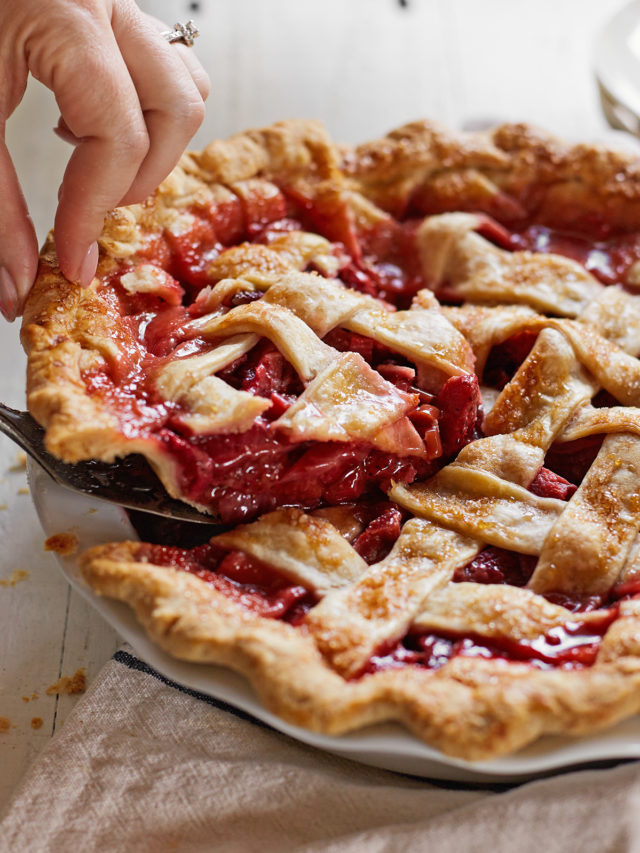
[22,120,479,523]
[25,119,640,760]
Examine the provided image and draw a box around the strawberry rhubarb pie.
[21,120,640,760]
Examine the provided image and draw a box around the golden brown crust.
[22,246,125,461]
[79,538,640,761]
[346,120,640,229]
[23,118,640,761]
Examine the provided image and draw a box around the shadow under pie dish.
[21,119,640,761]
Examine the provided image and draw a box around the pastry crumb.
[17,486,30,495]
[0,503,8,511]
[46,668,86,696]
[22,692,39,703]
[0,717,10,732]
[0,569,29,588]
[8,452,27,472]
[30,717,43,730]
[44,532,79,557]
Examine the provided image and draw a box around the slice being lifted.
[22,120,478,523]
[24,119,640,759]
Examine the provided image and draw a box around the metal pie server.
[0,403,214,524]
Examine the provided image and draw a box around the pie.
[21,119,640,761]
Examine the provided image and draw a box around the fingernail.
[77,242,99,288]
[53,125,80,147]
[0,268,18,322]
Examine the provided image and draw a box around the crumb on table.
[30,718,43,730]
[0,569,29,588]
[45,669,86,696]
[17,487,30,496]
[44,533,79,557]
[0,717,11,732]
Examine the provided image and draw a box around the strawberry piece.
[528,467,577,500]
[434,374,480,457]
[353,506,404,564]
[165,216,221,290]
[454,546,537,587]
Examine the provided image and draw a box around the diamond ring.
[160,20,200,47]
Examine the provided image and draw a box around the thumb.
[0,131,38,320]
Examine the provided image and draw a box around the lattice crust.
[80,507,640,761]
[22,120,640,466]
[80,250,640,757]
[22,121,491,516]
[25,119,640,759]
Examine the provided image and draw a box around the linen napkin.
[1,645,639,853]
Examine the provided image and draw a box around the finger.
[52,34,210,173]
[0,134,39,319]
[111,4,207,206]
[171,42,211,102]
[142,13,211,102]
[30,15,150,286]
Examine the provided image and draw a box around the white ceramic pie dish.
[27,459,640,784]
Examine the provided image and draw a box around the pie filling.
[84,190,485,523]
[364,616,617,674]
[132,453,629,675]
[136,509,626,674]
[80,167,640,674]
[83,175,640,527]
[485,220,640,287]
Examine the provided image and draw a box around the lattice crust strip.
[156,266,475,402]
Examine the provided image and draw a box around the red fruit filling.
[453,546,537,588]
[135,502,405,623]
[433,373,481,457]
[137,540,317,624]
[363,613,618,675]
[544,436,605,486]
[352,504,405,563]
[528,466,577,501]
[85,189,489,522]
[509,225,640,287]
[410,207,640,292]
[483,331,539,389]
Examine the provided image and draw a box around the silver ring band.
[161,20,200,47]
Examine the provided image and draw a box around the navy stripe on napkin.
[113,648,271,729]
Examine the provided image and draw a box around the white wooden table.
[0,0,628,807]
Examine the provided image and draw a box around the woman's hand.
[0,0,210,320]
